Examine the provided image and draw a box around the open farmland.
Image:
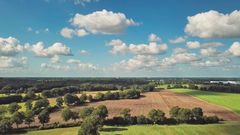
[44,90,240,125]
[22,122,240,135]
[172,89,240,115]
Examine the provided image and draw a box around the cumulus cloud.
[0,56,27,69]
[73,0,99,6]
[26,42,72,57]
[228,42,240,57]
[79,50,89,55]
[109,38,167,55]
[41,63,70,71]
[113,55,160,71]
[169,36,186,44]
[200,47,220,57]
[0,37,24,56]
[185,10,240,38]
[161,49,201,66]
[148,33,161,42]
[192,58,231,67]
[61,9,138,38]
[60,27,88,38]
[67,59,97,70]
[50,55,61,63]
[186,41,200,49]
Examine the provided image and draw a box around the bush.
[203,116,219,123]
[0,95,22,104]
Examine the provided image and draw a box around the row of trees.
[0,78,149,94]
[61,89,141,106]
[166,83,240,93]
[0,90,40,104]
[75,106,219,135]
[0,99,53,134]
[105,107,219,126]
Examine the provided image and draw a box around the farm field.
[46,90,240,125]
[21,122,240,135]
[172,89,240,115]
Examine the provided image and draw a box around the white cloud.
[148,33,161,42]
[26,42,72,57]
[161,50,201,66]
[228,42,240,57]
[50,55,61,63]
[67,59,81,64]
[173,48,187,54]
[108,39,167,55]
[108,39,129,54]
[73,0,99,6]
[60,27,75,38]
[45,28,49,32]
[201,42,224,48]
[113,55,160,71]
[200,47,219,57]
[192,58,231,67]
[79,50,88,55]
[61,9,138,38]
[186,41,200,49]
[185,10,240,38]
[67,59,97,70]
[0,56,27,69]
[41,63,70,71]
[60,27,89,38]
[169,36,186,44]
[27,27,33,32]
[0,37,24,56]
[129,42,167,55]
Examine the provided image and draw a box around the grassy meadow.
[21,122,240,135]
[172,89,240,115]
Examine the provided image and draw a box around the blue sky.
[0,0,240,77]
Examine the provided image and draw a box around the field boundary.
[170,89,240,119]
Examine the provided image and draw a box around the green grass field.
[21,122,240,135]
[172,89,240,115]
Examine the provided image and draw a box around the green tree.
[64,93,79,106]
[92,105,108,119]
[0,106,7,116]
[72,111,80,122]
[61,108,73,122]
[177,108,193,122]
[0,118,12,134]
[11,112,25,128]
[33,98,49,113]
[79,94,87,102]
[148,109,165,124]
[56,97,64,108]
[87,95,93,102]
[79,107,94,119]
[8,102,21,114]
[24,110,35,127]
[25,100,33,110]
[120,108,131,119]
[38,109,50,127]
[169,106,180,118]
[78,115,101,135]
[192,107,203,120]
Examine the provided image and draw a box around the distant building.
[210,81,240,85]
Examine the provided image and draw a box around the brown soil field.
[17,90,240,128]
[47,90,240,124]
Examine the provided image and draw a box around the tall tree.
[11,112,25,129]
[8,102,21,114]
[38,109,50,127]
[24,110,35,127]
